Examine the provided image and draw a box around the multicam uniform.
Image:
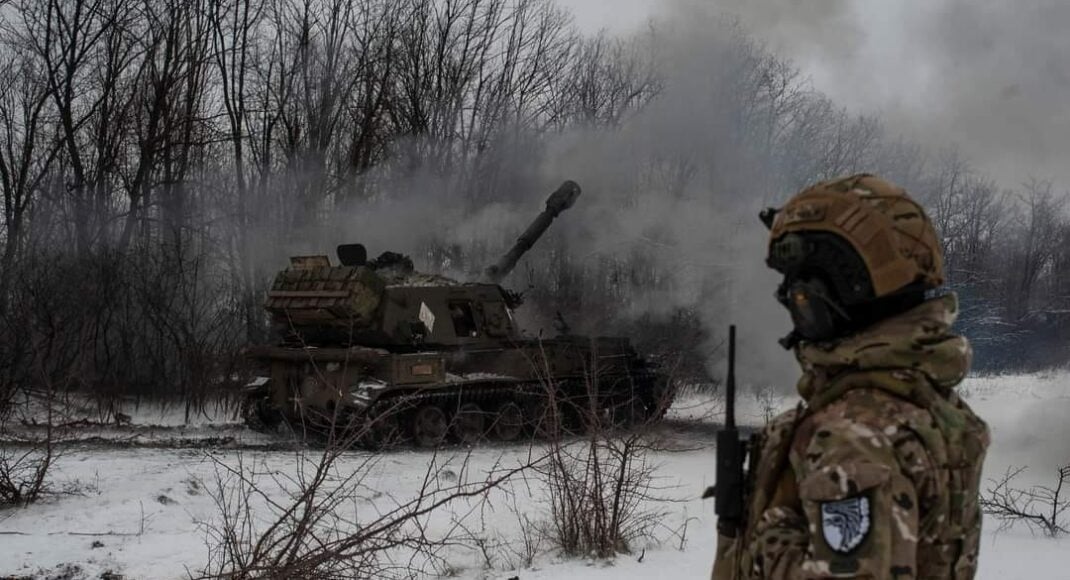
[713,294,989,580]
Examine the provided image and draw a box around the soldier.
[712,174,990,579]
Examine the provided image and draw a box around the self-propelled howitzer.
[242,181,672,447]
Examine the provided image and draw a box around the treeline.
[0,0,1063,418]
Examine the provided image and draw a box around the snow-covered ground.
[1,373,1068,579]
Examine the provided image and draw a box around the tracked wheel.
[490,402,524,442]
[242,395,282,433]
[453,402,486,445]
[365,410,403,449]
[527,397,562,438]
[412,405,448,448]
[555,392,595,434]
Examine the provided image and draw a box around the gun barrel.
[485,180,581,284]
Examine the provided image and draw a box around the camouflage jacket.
[712,294,989,580]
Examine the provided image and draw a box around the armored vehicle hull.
[243,335,669,447]
[242,181,673,446]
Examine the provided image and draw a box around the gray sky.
[557,0,1070,190]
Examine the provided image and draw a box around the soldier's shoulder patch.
[820,495,871,553]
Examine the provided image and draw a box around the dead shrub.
[0,443,54,506]
[0,382,61,507]
[532,370,676,559]
[980,464,1070,537]
[538,429,668,558]
[196,417,539,579]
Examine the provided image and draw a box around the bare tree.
[981,465,1070,537]
[209,0,266,341]
[1005,179,1066,321]
[0,0,1068,415]
[0,50,58,316]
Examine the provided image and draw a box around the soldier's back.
[788,377,988,579]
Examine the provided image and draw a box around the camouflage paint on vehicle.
[243,181,672,447]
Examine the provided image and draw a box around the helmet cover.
[764,174,944,345]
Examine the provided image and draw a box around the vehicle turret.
[262,181,581,347]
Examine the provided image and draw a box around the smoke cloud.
[304,0,1070,392]
[673,0,1070,189]
[316,10,803,390]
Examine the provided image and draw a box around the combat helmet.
[761,173,944,347]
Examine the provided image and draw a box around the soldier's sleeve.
[750,412,929,579]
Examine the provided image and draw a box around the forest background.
[1,0,1065,419]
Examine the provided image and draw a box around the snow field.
[0,371,1067,579]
